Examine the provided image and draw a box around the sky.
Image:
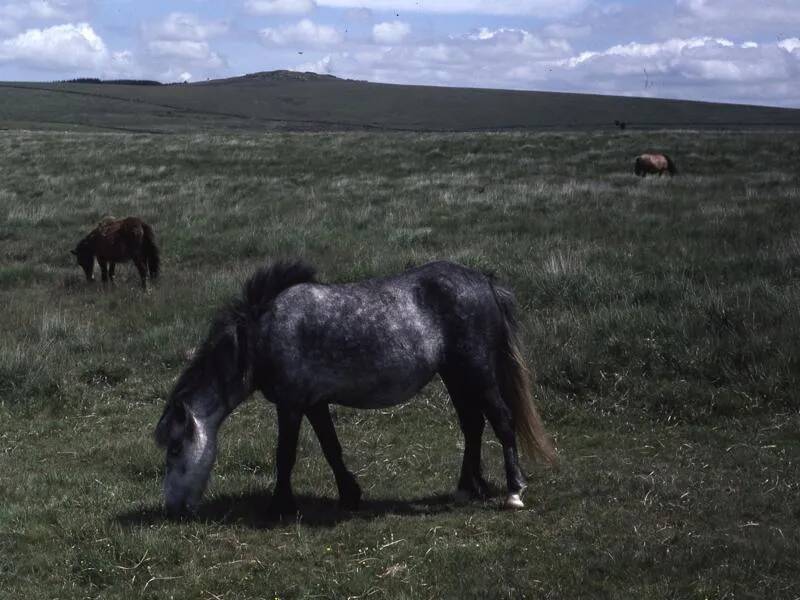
[0,0,798,107]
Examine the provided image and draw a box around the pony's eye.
[168,441,182,457]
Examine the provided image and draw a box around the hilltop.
[0,70,798,133]
[199,70,345,85]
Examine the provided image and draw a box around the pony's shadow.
[115,491,464,530]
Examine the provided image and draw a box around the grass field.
[1,128,799,599]
[2,75,800,133]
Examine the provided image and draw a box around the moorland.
[1,76,799,599]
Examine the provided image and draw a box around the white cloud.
[0,0,86,21]
[670,0,800,38]
[565,37,736,67]
[0,0,90,34]
[542,23,591,39]
[0,22,109,70]
[245,0,317,15]
[296,54,333,73]
[144,12,229,42]
[372,21,409,45]
[259,19,342,47]
[676,0,800,23]
[147,39,225,67]
[553,36,800,104]
[142,12,228,77]
[314,27,573,88]
[462,27,571,58]
[317,0,588,17]
[778,37,800,53]
[304,27,800,107]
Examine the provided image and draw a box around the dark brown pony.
[634,153,677,177]
[71,216,159,289]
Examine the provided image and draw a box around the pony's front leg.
[267,404,303,519]
[108,262,116,283]
[306,402,361,510]
[98,259,109,284]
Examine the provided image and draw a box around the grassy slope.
[1,129,799,599]
[1,77,799,133]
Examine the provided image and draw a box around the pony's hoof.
[266,507,300,522]
[338,474,361,510]
[266,496,299,521]
[454,489,472,504]
[339,496,360,511]
[339,486,361,511]
[504,493,525,510]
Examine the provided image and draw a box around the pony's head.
[154,393,217,518]
[152,261,315,517]
[154,315,252,518]
[71,238,95,281]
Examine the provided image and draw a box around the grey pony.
[154,260,557,518]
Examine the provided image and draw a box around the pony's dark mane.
[75,233,96,256]
[156,260,316,445]
[168,260,317,407]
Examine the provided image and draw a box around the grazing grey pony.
[154,260,557,519]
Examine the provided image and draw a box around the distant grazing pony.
[634,153,677,177]
[72,216,159,289]
[154,260,558,519]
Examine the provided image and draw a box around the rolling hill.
[0,70,798,133]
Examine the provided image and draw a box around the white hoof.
[504,493,525,510]
[454,489,472,504]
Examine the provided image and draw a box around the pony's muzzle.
[164,499,193,520]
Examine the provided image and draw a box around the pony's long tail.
[142,223,160,279]
[664,154,678,175]
[492,282,558,466]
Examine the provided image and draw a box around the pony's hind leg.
[482,386,527,509]
[108,262,116,283]
[441,373,489,501]
[268,404,303,519]
[133,257,148,291]
[306,403,361,510]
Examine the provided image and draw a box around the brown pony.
[634,153,677,177]
[71,216,160,289]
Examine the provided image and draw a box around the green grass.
[1,129,799,599]
[1,76,799,133]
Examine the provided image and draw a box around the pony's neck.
[187,371,254,425]
[81,233,97,253]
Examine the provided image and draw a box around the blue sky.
[0,1,798,106]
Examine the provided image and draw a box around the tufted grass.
[1,129,799,599]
